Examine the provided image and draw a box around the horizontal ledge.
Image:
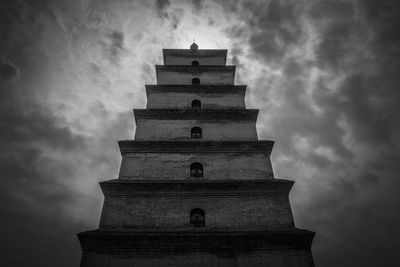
[145,84,246,94]
[163,49,227,55]
[118,140,274,154]
[133,109,259,122]
[78,228,315,252]
[100,179,293,196]
[156,65,236,73]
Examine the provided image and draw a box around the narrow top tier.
[163,45,227,66]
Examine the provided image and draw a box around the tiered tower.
[78,43,315,266]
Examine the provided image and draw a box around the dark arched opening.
[192,60,199,66]
[191,127,202,139]
[190,162,203,178]
[191,99,201,109]
[190,208,205,227]
[192,78,200,84]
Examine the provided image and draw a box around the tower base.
[78,228,315,267]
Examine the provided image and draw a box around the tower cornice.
[100,179,293,196]
[78,228,315,252]
[133,109,258,122]
[118,140,274,155]
[156,65,235,73]
[145,84,247,95]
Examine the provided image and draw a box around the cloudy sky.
[1,0,399,266]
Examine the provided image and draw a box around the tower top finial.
[190,41,198,51]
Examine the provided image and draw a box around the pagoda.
[78,43,315,266]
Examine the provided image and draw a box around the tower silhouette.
[78,43,315,267]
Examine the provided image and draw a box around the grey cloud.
[0,109,87,150]
[154,0,183,30]
[103,30,124,63]
[109,31,124,53]
[310,1,368,72]
[155,0,170,19]
[170,13,180,29]
[0,57,19,81]
[244,0,303,63]
[319,74,393,143]
[0,106,130,266]
[311,0,400,146]
[0,96,89,266]
[218,1,400,266]
[191,0,203,11]
[0,4,92,265]
[312,1,400,265]
[90,63,101,74]
[0,0,399,266]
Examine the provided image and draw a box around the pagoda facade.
[78,43,315,266]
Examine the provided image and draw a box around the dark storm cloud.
[0,57,19,81]
[155,0,170,18]
[109,31,124,52]
[0,1,97,266]
[1,0,399,267]
[103,30,125,63]
[170,13,181,30]
[240,0,304,64]
[0,1,139,265]
[218,0,400,266]
[0,76,129,267]
[140,62,154,82]
[154,0,183,30]
[0,112,87,266]
[191,0,203,11]
[0,58,90,266]
[310,0,400,147]
[0,1,44,57]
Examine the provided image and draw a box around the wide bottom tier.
[78,228,315,267]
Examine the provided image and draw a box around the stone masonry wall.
[146,92,245,109]
[99,194,294,229]
[81,249,313,267]
[157,70,234,85]
[165,55,225,65]
[118,152,274,179]
[134,120,257,140]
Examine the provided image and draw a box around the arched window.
[191,127,202,139]
[190,208,205,227]
[190,162,203,178]
[192,60,199,66]
[191,99,201,109]
[192,78,200,84]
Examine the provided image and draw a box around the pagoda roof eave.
[78,227,315,251]
[117,140,274,155]
[145,84,247,96]
[99,178,294,196]
[155,65,235,72]
[133,109,258,123]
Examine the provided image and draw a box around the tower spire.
[190,40,198,51]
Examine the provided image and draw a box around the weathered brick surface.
[163,49,226,65]
[80,249,314,267]
[99,195,294,229]
[78,45,315,266]
[135,120,257,140]
[118,152,274,179]
[147,92,246,109]
[156,66,235,85]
